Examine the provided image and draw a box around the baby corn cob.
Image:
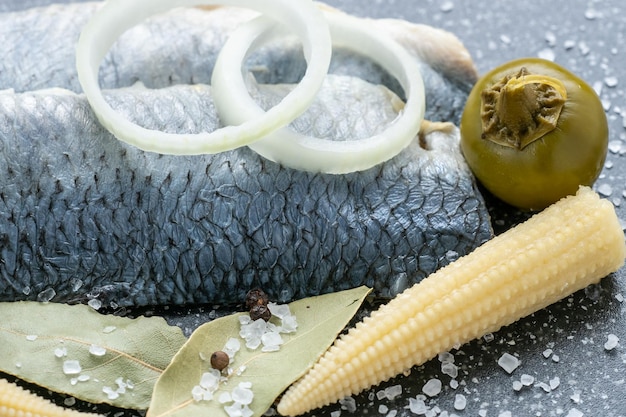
[277,186,626,416]
[0,378,102,417]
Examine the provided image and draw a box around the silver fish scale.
[0,84,492,306]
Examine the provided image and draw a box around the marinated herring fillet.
[0,3,491,307]
[0,80,491,306]
[277,187,626,415]
[0,2,476,124]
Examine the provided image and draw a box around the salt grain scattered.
[439,1,454,13]
[218,392,232,404]
[538,48,555,61]
[512,380,523,391]
[384,385,403,400]
[103,386,119,400]
[224,338,241,359]
[26,335,38,341]
[549,376,561,390]
[605,76,619,88]
[63,360,82,375]
[339,396,357,413]
[566,408,584,417]
[453,394,466,410]
[498,353,520,374]
[520,374,535,386]
[408,397,428,415]
[87,299,102,310]
[604,333,619,350]
[102,326,117,334]
[597,183,613,197]
[54,347,67,358]
[232,382,254,405]
[584,8,598,20]
[441,362,458,378]
[422,378,442,397]
[89,344,107,357]
[37,288,56,303]
[564,39,576,50]
[538,381,552,393]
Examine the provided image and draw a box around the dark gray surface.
[1,1,625,417]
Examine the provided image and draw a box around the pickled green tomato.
[460,58,608,210]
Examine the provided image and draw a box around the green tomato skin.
[460,58,608,211]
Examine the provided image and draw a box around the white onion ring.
[76,0,331,154]
[211,11,426,173]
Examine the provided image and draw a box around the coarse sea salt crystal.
[550,377,561,390]
[538,48,555,61]
[200,370,221,391]
[441,362,458,378]
[408,397,428,414]
[604,333,619,350]
[438,352,455,363]
[339,396,357,412]
[520,374,535,386]
[89,344,107,356]
[63,360,82,375]
[224,338,241,358]
[422,378,442,397]
[454,394,466,410]
[218,392,232,404]
[439,1,454,12]
[54,347,67,358]
[103,386,119,400]
[88,299,102,310]
[383,384,403,400]
[566,408,584,417]
[232,382,254,405]
[605,76,619,88]
[37,288,56,302]
[224,402,253,417]
[498,353,520,374]
[103,326,117,334]
[261,331,283,349]
[597,183,613,197]
[267,303,291,319]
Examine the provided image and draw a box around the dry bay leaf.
[0,302,187,409]
[147,286,371,417]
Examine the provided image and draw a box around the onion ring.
[76,0,331,154]
[211,11,426,173]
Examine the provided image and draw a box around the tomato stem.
[480,68,566,150]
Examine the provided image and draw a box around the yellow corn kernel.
[277,186,625,416]
[0,378,102,417]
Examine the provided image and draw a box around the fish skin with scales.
[0,3,492,307]
[0,2,477,124]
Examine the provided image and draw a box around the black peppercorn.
[249,304,272,321]
[245,288,269,310]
